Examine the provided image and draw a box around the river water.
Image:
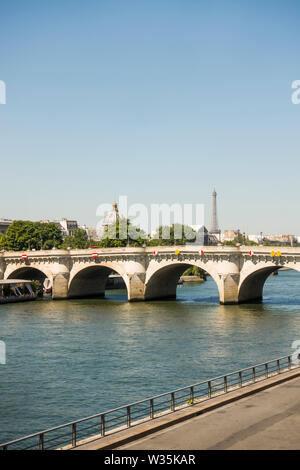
[0,270,300,443]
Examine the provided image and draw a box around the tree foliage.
[99,218,145,247]
[0,222,94,251]
[223,235,258,246]
[2,221,63,251]
[61,228,89,249]
[182,266,207,279]
[0,233,5,250]
[31,280,43,296]
[149,224,196,246]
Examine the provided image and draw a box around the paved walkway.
[116,375,300,450]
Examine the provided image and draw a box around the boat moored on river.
[0,280,36,304]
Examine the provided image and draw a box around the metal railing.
[0,354,298,450]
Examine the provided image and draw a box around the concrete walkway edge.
[73,367,300,450]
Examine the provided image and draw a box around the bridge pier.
[127,273,146,301]
[52,273,69,300]
[219,273,240,304]
[51,262,70,300]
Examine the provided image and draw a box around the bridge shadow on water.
[104,289,128,302]
[178,270,300,309]
[85,270,300,308]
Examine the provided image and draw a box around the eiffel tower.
[210,189,221,237]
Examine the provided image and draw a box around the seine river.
[1,270,300,443]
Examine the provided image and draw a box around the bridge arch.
[68,263,129,299]
[4,265,53,296]
[5,265,52,283]
[238,264,300,303]
[144,260,221,301]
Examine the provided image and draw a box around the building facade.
[0,219,12,235]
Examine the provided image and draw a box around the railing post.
[208,381,212,398]
[265,363,268,378]
[39,433,44,450]
[127,406,131,427]
[224,376,228,393]
[252,367,256,383]
[171,392,175,411]
[150,399,154,419]
[239,371,242,388]
[101,414,105,437]
[277,359,280,374]
[72,423,76,447]
[190,386,194,404]
[288,356,291,369]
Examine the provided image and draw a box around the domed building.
[98,201,120,238]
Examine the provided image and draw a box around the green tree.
[149,224,196,246]
[0,233,5,250]
[37,222,63,249]
[223,235,258,246]
[61,228,89,249]
[3,220,63,251]
[4,221,40,251]
[31,280,43,296]
[182,266,207,280]
[99,218,145,247]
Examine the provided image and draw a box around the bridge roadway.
[1,245,300,304]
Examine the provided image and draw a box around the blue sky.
[1,0,300,234]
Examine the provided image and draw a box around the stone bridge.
[1,246,300,304]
